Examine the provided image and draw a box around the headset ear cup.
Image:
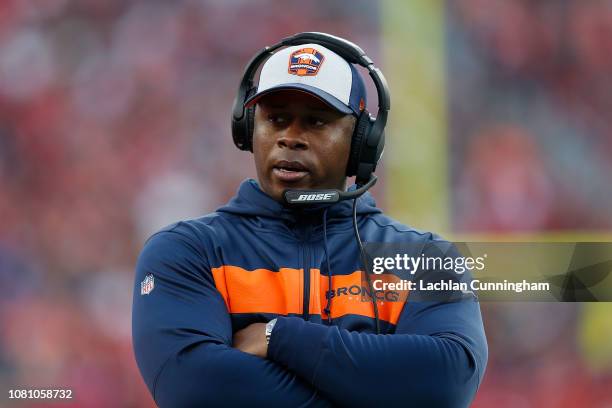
[245,105,256,152]
[231,102,247,151]
[346,111,371,177]
[231,88,257,152]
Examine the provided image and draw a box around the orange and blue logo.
[288,48,325,76]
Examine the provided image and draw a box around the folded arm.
[268,301,486,408]
[132,227,331,407]
[266,243,488,408]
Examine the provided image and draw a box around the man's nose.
[277,122,308,150]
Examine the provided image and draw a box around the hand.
[234,323,268,358]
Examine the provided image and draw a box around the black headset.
[231,32,390,187]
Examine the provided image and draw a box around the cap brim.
[244,84,354,115]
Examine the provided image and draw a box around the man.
[132,34,487,407]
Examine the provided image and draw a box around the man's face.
[252,90,356,202]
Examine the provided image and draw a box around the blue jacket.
[132,179,488,407]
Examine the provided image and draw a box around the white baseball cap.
[245,43,367,116]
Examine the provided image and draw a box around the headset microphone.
[282,175,377,205]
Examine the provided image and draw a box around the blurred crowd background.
[0,0,610,406]
[448,0,612,232]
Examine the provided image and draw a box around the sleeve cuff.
[267,316,330,383]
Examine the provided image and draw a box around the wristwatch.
[265,318,277,345]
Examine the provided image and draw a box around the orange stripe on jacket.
[316,270,407,325]
[211,266,303,315]
[211,266,408,324]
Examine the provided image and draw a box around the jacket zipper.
[302,227,311,320]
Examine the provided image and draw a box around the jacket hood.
[217,179,381,221]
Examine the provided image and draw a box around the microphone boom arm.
[283,175,378,205]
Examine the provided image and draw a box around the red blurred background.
[0,0,610,406]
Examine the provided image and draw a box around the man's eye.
[307,116,326,127]
[267,114,287,125]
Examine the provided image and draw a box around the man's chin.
[260,176,345,203]
[266,178,327,203]
[270,182,309,203]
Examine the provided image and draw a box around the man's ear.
[346,114,357,140]
[350,114,357,132]
[251,104,262,134]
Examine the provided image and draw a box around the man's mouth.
[272,160,310,183]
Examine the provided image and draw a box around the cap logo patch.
[288,48,325,76]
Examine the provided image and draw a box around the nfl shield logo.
[141,273,155,295]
